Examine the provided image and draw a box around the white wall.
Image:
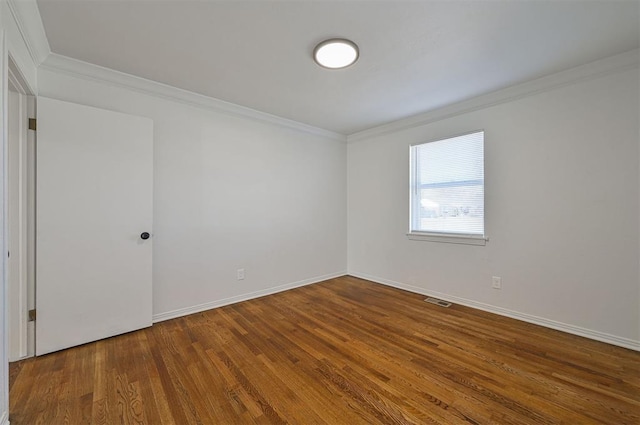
[37,67,347,320]
[348,66,640,348]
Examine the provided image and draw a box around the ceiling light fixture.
[313,38,359,69]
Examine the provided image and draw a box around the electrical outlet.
[492,276,502,289]
[237,268,245,280]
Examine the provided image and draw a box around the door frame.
[6,53,35,361]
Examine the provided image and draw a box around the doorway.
[7,56,35,361]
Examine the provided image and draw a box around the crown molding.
[6,0,50,66]
[40,53,347,142]
[347,49,640,143]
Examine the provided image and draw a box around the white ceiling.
[36,0,639,135]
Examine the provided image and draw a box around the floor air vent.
[425,297,452,308]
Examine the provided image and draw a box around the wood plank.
[9,276,640,424]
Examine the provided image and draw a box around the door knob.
[140,232,150,240]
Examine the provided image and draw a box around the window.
[408,130,486,245]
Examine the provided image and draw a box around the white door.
[36,97,153,356]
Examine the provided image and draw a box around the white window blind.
[410,131,484,238]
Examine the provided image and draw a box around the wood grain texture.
[9,276,640,424]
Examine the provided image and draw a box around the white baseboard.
[8,354,31,362]
[153,271,347,323]
[0,410,9,425]
[348,271,640,352]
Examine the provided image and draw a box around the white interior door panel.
[36,97,153,356]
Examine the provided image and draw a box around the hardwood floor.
[9,276,640,424]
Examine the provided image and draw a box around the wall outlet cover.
[492,276,502,289]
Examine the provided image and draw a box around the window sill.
[406,232,487,246]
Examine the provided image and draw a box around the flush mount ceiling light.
[313,38,359,69]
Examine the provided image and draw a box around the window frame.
[407,130,488,246]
